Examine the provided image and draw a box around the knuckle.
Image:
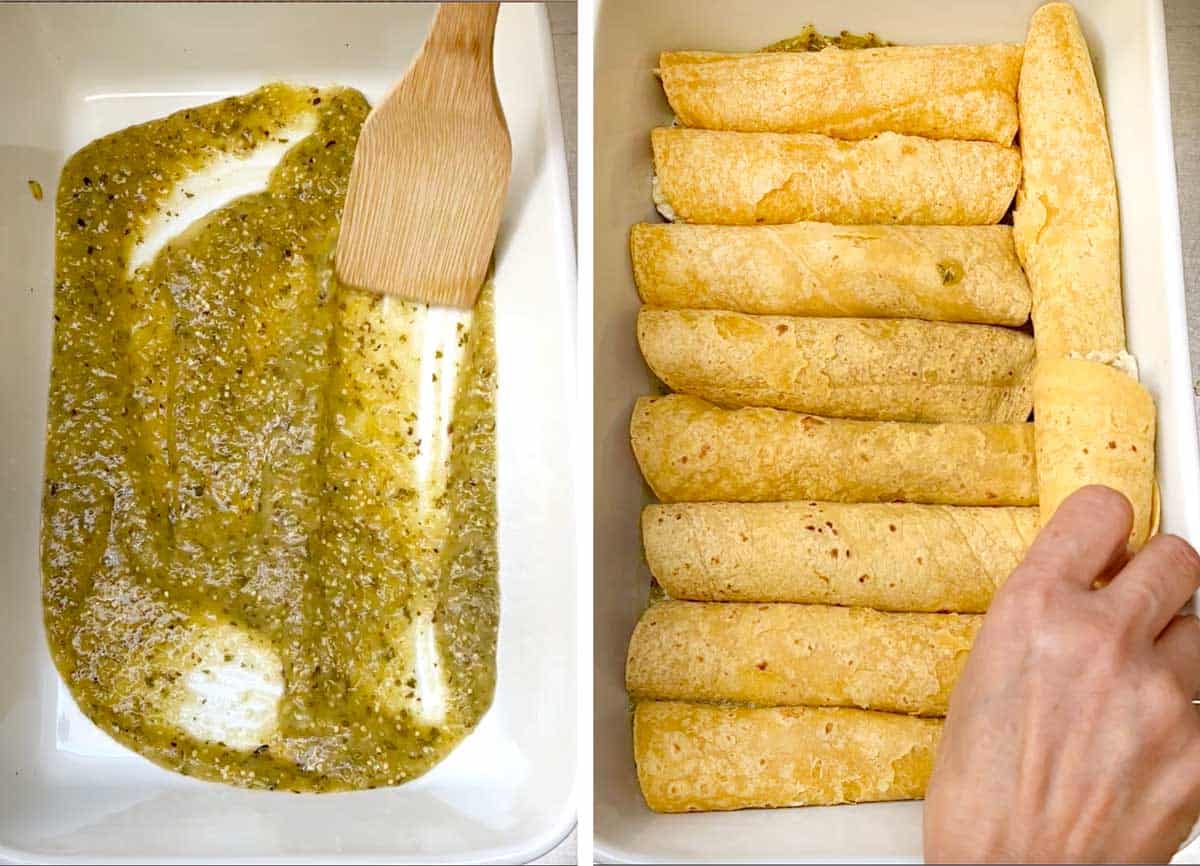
[1071,484,1134,523]
[1079,604,1121,643]
[1142,669,1187,715]
[1125,575,1172,616]
[1028,605,1127,671]
[1002,574,1060,617]
[1179,615,1200,647]
[1161,616,1200,665]
[1029,616,1097,665]
[1028,629,1072,666]
[1074,616,1114,652]
[1147,667,1179,699]
[1155,534,1200,577]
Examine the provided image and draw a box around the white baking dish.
[0,3,576,862]
[591,0,1199,861]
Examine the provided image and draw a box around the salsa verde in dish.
[43,83,498,792]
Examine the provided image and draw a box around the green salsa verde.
[43,84,498,792]
[761,25,892,53]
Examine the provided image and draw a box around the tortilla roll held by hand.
[642,501,1038,612]
[1034,358,1156,549]
[659,44,1021,144]
[626,600,979,715]
[1013,2,1125,360]
[634,701,941,812]
[630,395,1038,506]
[651,128,1020,226]
[637,308,1034,423]
[630,222,1031,326]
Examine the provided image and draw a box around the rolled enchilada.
[659,44,1022,144]
[634,701,941,812]
[642,501,1038,612]
[626,600,979,716]
[1034,358,1157,549]
[637,308,1035,423]
[630,394,1038,506]
[630,222,1032,325]
[1013,2,1125,361]
[652,127,1021,226]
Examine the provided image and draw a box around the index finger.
[1007,485,1133,593]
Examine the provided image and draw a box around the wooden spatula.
[335,2,511,308]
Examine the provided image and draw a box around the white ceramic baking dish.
[592,0,1199,861]
[0,3,576,862]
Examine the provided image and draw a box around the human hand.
[924,485,1200,864]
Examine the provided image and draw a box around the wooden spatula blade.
[335,3,511,308]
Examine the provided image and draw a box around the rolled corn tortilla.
[1012,2,1125,360]
[642,501,1038,612]
[651,128,1021,226]
[630,222,1032,326]
[659,44,1022,144]
[1034,358,1156,549]
[634,701,941,812]
[630,394,1038,506]
[626,600,979,716]
[637,308,1035,423]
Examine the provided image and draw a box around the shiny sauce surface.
[43,83,498,792]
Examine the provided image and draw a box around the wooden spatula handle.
[426,3,499,72]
